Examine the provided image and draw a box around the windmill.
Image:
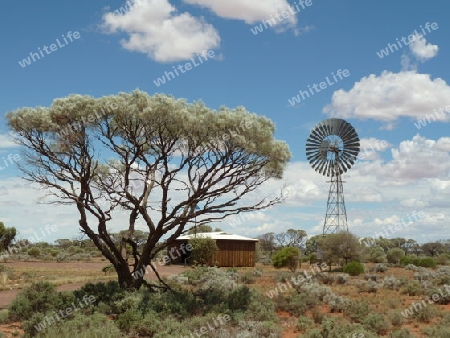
[306,118,360,235]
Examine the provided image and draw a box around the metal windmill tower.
[306,118,360,235]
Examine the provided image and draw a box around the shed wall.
[167,239,256,267]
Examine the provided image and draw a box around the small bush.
[416,257,437,268]
[272,247,299,272]
[228,286,251,311]
[27,247,40,258]
[32,312,122,338]
[364,274,380,282]
[362,313,390,335]
[188,236,218,266]
[401,281,423,296]
[9,282,74,321]
[343,261,364,276]
[401,256,436,268]
[297,316,315,331]
[412,304,436,323]
[389,328,415,338]
[324,293,349,313]
[382,275,402,290]
[73,281,125,307]
[357,280,378,293]
[387,248,405,265]
[372,263,388,272]
[436,253,450,265]
[344,300,370,323]
[335,273,349,284]
[389,311,405,327]
[240,272,255,284]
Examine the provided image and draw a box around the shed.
[168,231,258,267]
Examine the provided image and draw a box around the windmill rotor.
[306,118,360,177]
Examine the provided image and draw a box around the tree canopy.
[7,91,291,289]
[0,222,16,251]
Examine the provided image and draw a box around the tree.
[317,232,361,267]
[0,222,16,251]
[285,229,307,248]
[257,232,276,253]
[188,236,219,265]
[187,224,213,235]
[386,247,405,264]
[368,246,387,263]
[7,91,291,290]
[272,247,299,272]
[421,242,445,257]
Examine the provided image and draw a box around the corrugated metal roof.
[175,231,258,241]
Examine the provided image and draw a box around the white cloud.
[102,0,220,62]
[409,33,439,61]
[324,71,450,123]
[358,137,392,161]
[183,0,297,27]
[355,135,450,183]
[0,133,18,149]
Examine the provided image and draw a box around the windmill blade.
[306,118,360,177]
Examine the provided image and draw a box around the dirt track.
[0,261,187,309]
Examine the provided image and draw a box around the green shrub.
[324,293,349,313]
[240,272,255,284]
[389,328,415,338]
[32,312,122,338]
[188,236,218,266]
[423,324,450,337]
[382,275,402,290]
[371,263,388,272]
[362,313,390,335]
[369,247,387,263]
[412,304,436,323]
[0,309,9,324]
[416,257,437,268]
[319,317,378,338]
[387,248,405,264]
[9,282,74,321]
[272,247,299,272]
[344,300,370,323]
[27,247,40,258]
[73,281,125,307]
[400,256,415,266]
[301,328,322,338]
[343,261,364,276]
[401,256,436,268]
[424,286,450,305]
[436,253,450,265]
[356,280,378,293]
[401,281,423,296]
[116,308,142,332]
[228,286,251,311]
[297,316,315,331]
[389,311,405,327]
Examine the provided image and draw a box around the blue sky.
[1,0,450,243]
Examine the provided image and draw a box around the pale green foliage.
[7,91,291,289]
[316,232,362,266]
[387,248,405,264]
[188,236,219,265]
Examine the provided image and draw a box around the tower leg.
[323,173,348,235]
